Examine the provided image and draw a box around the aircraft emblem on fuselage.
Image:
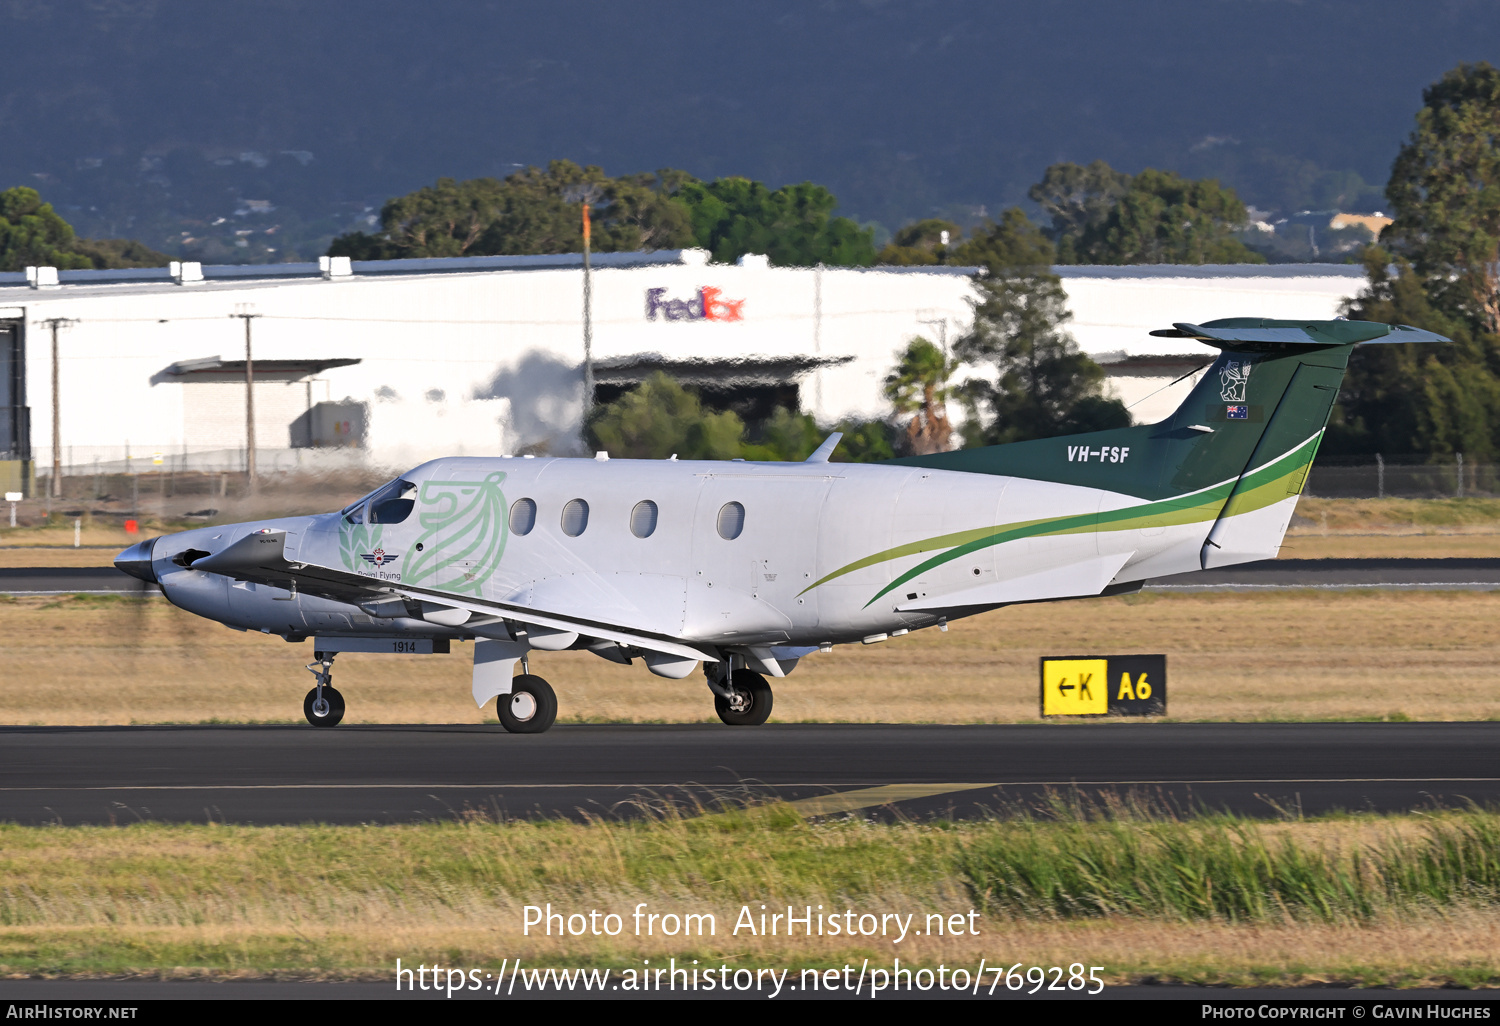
[361,547,400,568]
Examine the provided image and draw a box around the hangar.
[0,251,1364,495]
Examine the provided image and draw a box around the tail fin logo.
[1219,359,1253,402]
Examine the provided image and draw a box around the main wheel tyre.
[303,685,346,727]
[497,675,558,734]
[714,670,773,726]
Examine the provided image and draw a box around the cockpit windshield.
[340,479,417,525]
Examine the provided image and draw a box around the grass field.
[2,588,1498,725]
[0,808,1494,985]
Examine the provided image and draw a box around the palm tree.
[884,336,959,455]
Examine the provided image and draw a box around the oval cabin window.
[508,498,537,536]
[716,501,745,540]
[561,498,590,537]
[630,500,658,538]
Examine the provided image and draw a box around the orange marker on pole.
[582,200,594,411]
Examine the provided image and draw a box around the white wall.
[1057,265,1366,424]
[5,259,978,473]
[4,260,1370,474]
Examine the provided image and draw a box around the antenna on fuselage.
[805,432,843,463]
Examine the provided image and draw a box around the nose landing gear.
[303,651,346,727]
[706,662,774,726]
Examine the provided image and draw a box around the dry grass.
[1283,497,1500,558]
[1279,533,1500,558]
[0,814,1494,985]
[4,912,1493,987]
[2,589,1498,725]
[0,546,121,567]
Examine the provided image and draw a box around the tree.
[0,187,91,271]
[875,218,961,265]
[1086,169,1264,265]
[585,373,745,460]
[70,237,171,269]
[0,187,171,271]
[830,417,898,462]
[1025,161,1264,265]
[1028,160,1131,263]
[1331,63,1500,459]
[884,336,958,454]
[329,161,696,260]
[1383,62,1500,337]
[675,178,875,266]
[743,406,824,461]
[955,269,1129,445]
[1334,247,1500,458]
[584,372,897,463]
[950,207,1055,270]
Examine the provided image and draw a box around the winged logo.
[361,547,401,567]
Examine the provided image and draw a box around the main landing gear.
[497,674,558,734]
[707,663,774,726]
[303,651,345,727]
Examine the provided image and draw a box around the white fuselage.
[150,453,1232,657]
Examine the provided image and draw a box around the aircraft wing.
[186,529,718,663]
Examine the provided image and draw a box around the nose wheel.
[713,668,773,726]
[303,651,345,727]
[303,685,346,727]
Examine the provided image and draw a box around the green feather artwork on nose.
[404,472,509,594]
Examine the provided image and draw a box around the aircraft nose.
[114,539,158,584]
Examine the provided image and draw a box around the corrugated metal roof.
[1055,263,1366,279]
[0,249,984,297]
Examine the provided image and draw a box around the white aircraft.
[115,318,1444,732]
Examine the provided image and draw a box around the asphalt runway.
[4,558,1500,596]
[0,722,1494,825]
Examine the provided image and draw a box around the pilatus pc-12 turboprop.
[115,318,1444,733]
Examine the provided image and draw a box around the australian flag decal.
[361,547,400,567]
[1226,405,1249,420]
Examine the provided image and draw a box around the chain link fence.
[1305,455,1498,499]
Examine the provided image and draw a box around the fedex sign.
[645,287,745,322]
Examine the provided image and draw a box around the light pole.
[232,305,261,494]
[581,201,594,413]
[43,317,77,499]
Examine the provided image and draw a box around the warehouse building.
[0,252,1366,495]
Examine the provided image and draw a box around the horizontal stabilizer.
[1149,318,1450,348]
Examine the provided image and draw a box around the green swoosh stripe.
[795,433,1320,608]
[799,470,1238,597]
[857,433,1321,608]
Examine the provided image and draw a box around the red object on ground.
[124,520,139,534]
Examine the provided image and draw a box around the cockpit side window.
[340,492,371,524]
[340,478,417,525]
[368,479,418,525]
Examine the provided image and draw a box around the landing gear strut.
[708,662,774,726]
[303,651,346,727]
